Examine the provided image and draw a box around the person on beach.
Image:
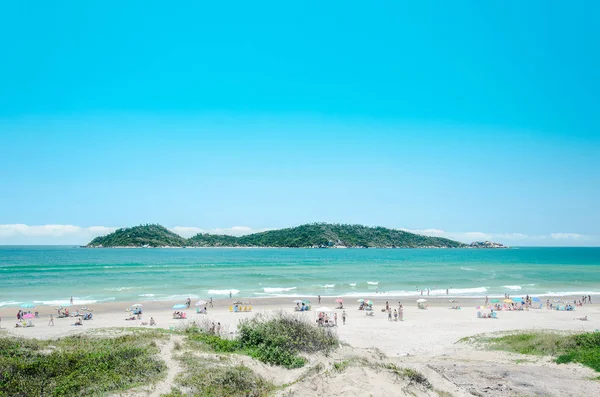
[70,296,73,305]
[342,310,347,325]
[48,314,54,326]
[210,297,213,308]
[446,289,449,295]
[393,309,398,321]
[186,297,191,308]
[318,295,321,304]
[399,305,404,321]
[149,317,156,326]
[388,309,392,321]
[216,322,221,334]
[210,322,215,334]
[589,295,592,303]
[229,291,232,298]
[334,312,338,326]
[385,301,389,311]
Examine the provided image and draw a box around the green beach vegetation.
[184,311,339,369]
[0,332,167,396]
[465,331,600,373]
[87,222,466,248]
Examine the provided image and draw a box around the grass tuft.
[0,333,167,396]
[486,331,600,372]
[184,311,339,369]
[170,353,273,397]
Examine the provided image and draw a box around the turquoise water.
[1,246,599,307]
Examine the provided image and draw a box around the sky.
[1,1,599,246]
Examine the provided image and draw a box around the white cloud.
[400,227,598,246]
[550,233,583,240]
[0,224,117,245]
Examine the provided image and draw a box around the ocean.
[1,246,599,307]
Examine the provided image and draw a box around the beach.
[2,246,600,395]
[2,296,600,396]
[3,296,599,351]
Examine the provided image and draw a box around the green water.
[1,246,599,307]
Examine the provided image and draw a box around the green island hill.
[85,223,482,248]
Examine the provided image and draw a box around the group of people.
[295,302,310,311]
[316,311,337,327]
[16,310,38,320]
[384,301,404,321]
[172,311,187,319]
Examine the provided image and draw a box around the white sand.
[2,297,599,396]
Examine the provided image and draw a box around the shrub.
[0,333,166,397]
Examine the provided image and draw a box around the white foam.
[324,284,335,288]
[537,291,600,297]
[0,301,21,307]
[207,289,240,296]
[263,287,296,293]
[367,281,379,285]
[460,267,475,271]
[33,297,115,306]
[349,283,357,287]
[138,294,155,297]
[104,287,134,292]
[503,285,522,291]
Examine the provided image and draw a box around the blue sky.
[1,1,599,245]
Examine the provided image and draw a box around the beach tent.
[172,304,187,309]
[131,304,143,308]
[416,298,427,309]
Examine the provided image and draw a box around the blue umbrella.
[532,297,540,302]
[21,303,35,309]
[172,304,187,309]
[512,297,522,302]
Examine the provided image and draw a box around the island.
[469,240,508,248]
[85,223,475,248]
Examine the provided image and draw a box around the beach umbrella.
[23,313,34,319]
[302,300,311,304]
[416,299,427,303]
[20,303,35,309]
[476,306,489,310]
[172,304,187,309]
[293,300,303,304]
[490,299,500,303]
[532,297,540,302]
[131,304,143,308]
[195,300,207,306]
[512,297,522,303]
[357,299,364,303]
[367,300,373,305]
[503,299,512,303]
[335,298,343,303]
